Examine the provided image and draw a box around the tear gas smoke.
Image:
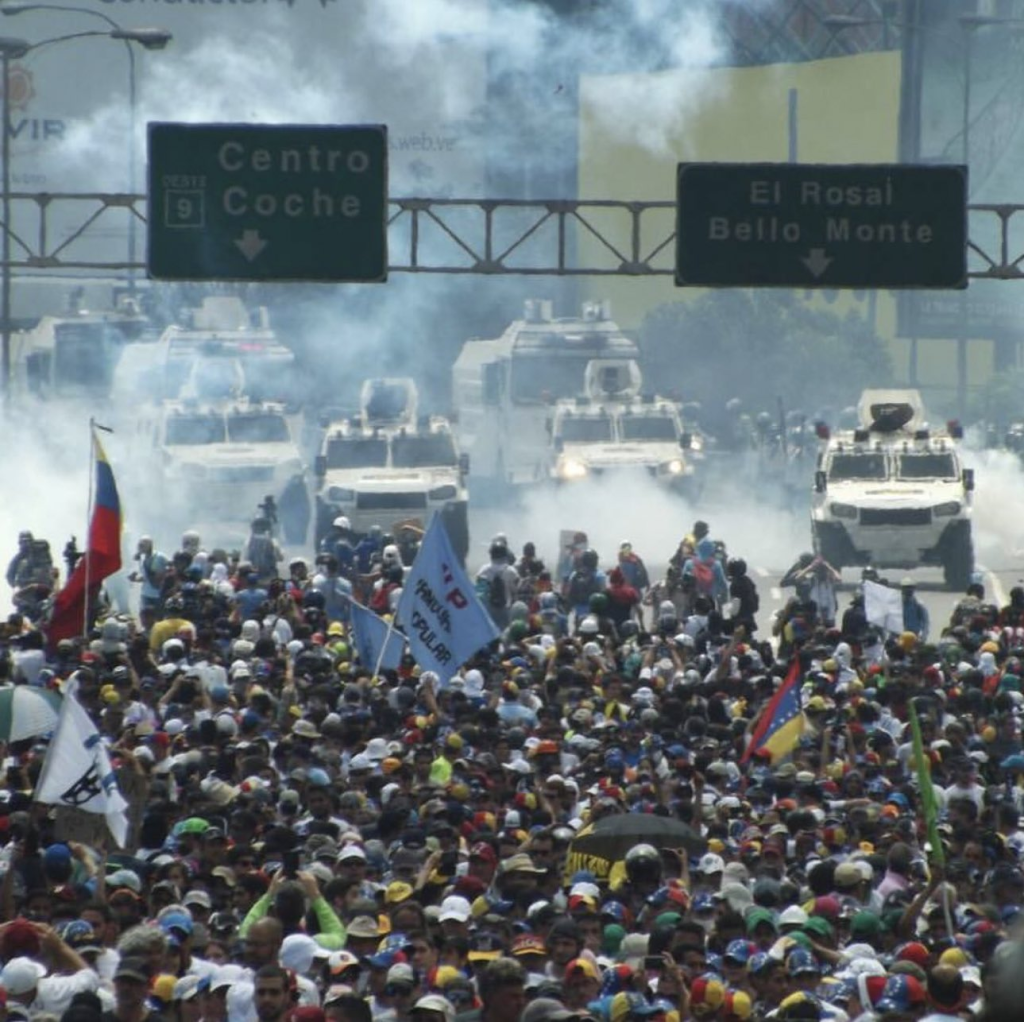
[963,446,1024,572]
[475,470,811,580]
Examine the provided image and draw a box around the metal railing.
[6,191,1024,279]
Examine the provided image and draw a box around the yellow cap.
[385,881,414,905]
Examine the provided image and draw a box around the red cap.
[812,896,840,920]
[469,842,496,864]
[0,918,41,959]
[897,942,930,968]
[453,875,487,898]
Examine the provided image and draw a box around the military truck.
[452,299,642,499]
[313,378,470,561]
[811,389,974,588]
[546,359,696,492]
[154,398,310,545]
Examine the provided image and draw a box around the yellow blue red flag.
[48,433,123,644]
[741,657,806,764]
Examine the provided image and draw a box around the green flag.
[909,699,945,868]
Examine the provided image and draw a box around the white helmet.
[333,516,351,530]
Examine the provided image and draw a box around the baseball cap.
[411,995,455,1022]
[724,939,753,965]
[874,975,926,1014]
[0,958,45,995]
[564,957,601,982]
[114,958,152,984]
[438,896,472,924]
[521,999,579,1022]
[468,932,504,962]
[698,853,725,874]
[158,912,194,938]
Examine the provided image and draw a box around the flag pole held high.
[47,424,122,645]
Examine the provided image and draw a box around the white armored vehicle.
[116,296,299,407]
[547,359,695,490]
[452,299,646,498]
[313,378,470,561]
[811,389,974,588]
[153,398,310,545]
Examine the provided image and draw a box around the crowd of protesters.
[0,515,1023,1022]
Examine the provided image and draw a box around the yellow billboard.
[578,52,902,348]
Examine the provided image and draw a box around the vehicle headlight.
[830,502,859,520]
[558,458,589,480]
[429,484,458,500]
[327,486,356,502]
[661,459,685,476]
[933,501,961,517]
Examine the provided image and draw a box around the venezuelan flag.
[48,434,123,644]
[741,658,806,764]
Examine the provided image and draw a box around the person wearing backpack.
[681,537,728,609]
[476,538,519,628]
[565,548,606,623]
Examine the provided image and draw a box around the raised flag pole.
[908,698,954,939]
[82,420,96,639]
[82,419,115,639]
[372,614,398,679]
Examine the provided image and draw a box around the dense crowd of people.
[0,515,1023,1022]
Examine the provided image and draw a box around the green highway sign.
[148,123,387,282]
[676,163,967,289]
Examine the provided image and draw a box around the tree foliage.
[639,290,893,434]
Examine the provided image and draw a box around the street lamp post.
[0,35,27,402]
[0,21,171,401]
[1,5,171,290]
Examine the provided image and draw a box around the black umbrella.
[566,813,706,883]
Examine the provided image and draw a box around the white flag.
[863,580,904,636]
[34,688,128,847]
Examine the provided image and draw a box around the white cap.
[337,844,367,862]
[184,889,212,909]
[365,737,388,761]
[779,906,809,928]
[1,958,46,995]
[412,995,455,1022]
[698,852,725,874]
[438,895,472,923]
[280,933,330,973]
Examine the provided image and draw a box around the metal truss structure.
[719,0,901,64]
[10,191,1024,281]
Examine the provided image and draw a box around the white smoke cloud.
[477,468,810,581]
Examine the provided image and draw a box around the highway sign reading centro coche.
[675,163,967,289]
[147,122,387,283]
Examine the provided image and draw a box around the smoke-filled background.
[4,0,1024,613]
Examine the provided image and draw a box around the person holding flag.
[33,677,129,847]
[46,424,123,646]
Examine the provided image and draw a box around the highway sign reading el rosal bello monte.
[676,163,967,290]
[148,123,387,283]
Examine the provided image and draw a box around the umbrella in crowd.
[0,686,61,742]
